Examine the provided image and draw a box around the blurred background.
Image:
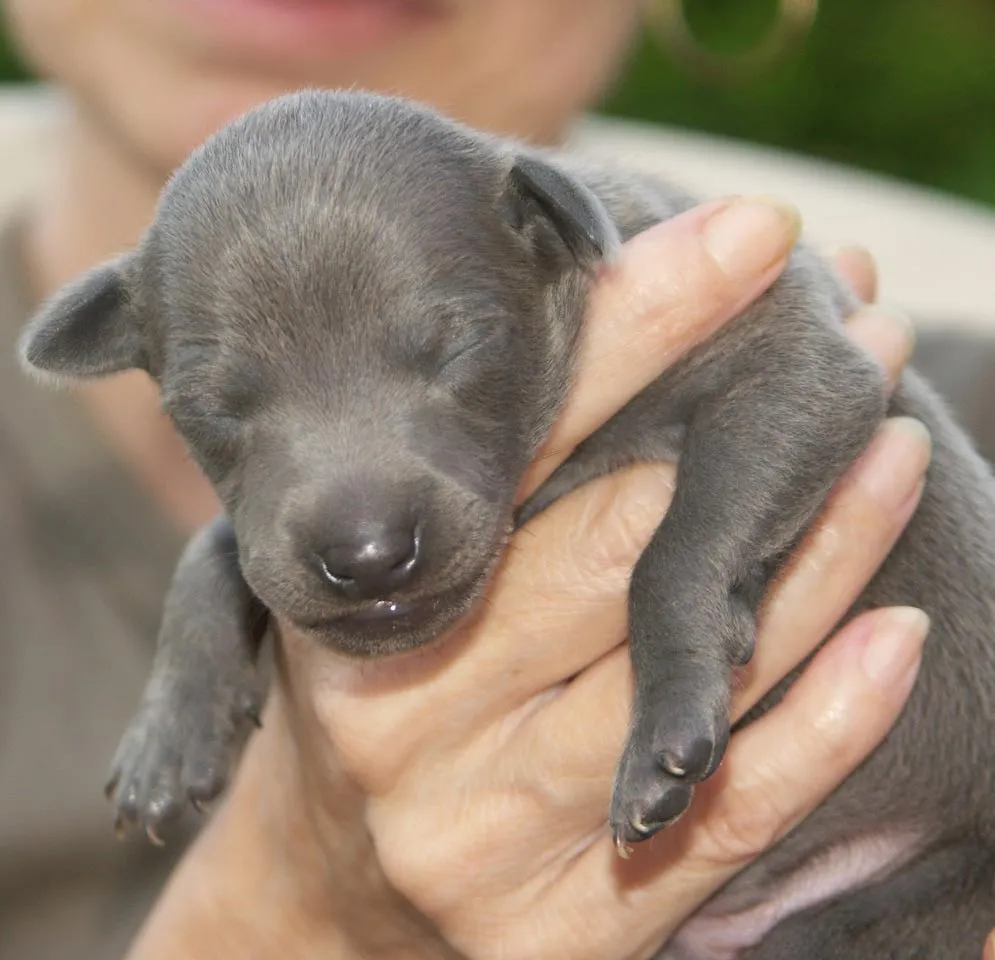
[8,0,986,208]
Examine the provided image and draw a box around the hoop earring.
[643,0,819,82]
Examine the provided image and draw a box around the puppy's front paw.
[105,666,262,844]
[609,683,730,853]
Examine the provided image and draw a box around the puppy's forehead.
[150,93,525,346]
[158,92,508,261]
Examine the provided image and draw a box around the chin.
[291,573,491,659]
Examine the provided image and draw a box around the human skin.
[5,0,642,174]
[124,208,931,959]
[2,0,979,954]
[2,0,643,530]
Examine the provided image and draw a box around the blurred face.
[4,0,642,174]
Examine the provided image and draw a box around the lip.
[322,596,443,635]
[167,0,446,61]
[298,597,442,652]
[345,599,424,622]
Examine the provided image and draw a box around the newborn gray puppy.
[19,90,995,958]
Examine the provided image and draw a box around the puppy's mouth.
[298,591,465,658]
[339,598,432,625]
[341,600,424,623]
[296,595,437,630]
[292,584,478,657]
[276,519,513,658]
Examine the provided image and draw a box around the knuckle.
[496,927,556,960]
[491,905,615,960]
[309,700,419,797]
[370,805,474,917]
[373,817,445,909]
[372,782,544,922]
[696,713,854,872]
[454,913,567,960]
[317,725,395,794]
[695,778,793,870]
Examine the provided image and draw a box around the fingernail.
[852,417,931,509]
[860,607,929,689]
[703,196,801,281]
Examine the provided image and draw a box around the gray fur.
[18,90,995,957]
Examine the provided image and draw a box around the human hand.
[129,202,925,960]
[269,205,925,959]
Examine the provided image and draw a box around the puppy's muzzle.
[314,516,424,601]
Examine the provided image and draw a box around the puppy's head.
[19,90,619,656]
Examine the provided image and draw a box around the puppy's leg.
[105,514,268,842]
[515,424,685,528]
[610,309,887,845]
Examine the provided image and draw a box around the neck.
[24,107,220,532]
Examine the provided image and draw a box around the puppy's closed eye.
[162,391,247,470]
[437,323,509,381]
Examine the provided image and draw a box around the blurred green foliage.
[1,0,993,206]
[604,0,995,206]
[0,18,26,83]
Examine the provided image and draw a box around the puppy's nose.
[317,521,422,598]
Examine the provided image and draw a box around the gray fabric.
[0,214,191,959]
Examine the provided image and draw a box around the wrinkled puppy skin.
[19,91,995,958]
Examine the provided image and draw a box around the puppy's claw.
[145,824,165,847]
[613,832,634,860]
[114,817,128,841]
[661,756,687,778]
[191,797,211,815]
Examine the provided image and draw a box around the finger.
[519,196,801,498]
[453,308,914,710]
[496,306,913,716]
[832,246,878,303]
[984,930,995,960]
[297,302,917,790]
[309,398,925,793]
[328,304,914,739]
[514,415,929,831]
[498,307,929,698]
[306,461,677,794]
[512,606,928,960]
[746,415,929,710]
[844,305,915,391]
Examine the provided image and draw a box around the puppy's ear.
[506,152,621,272]
[18,254,148,381]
